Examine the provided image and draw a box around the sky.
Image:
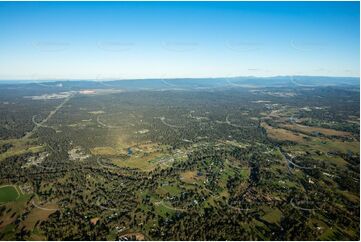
[0,1,359,80]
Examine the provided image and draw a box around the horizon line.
[0,74,359,82]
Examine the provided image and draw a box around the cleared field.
[112,151,166,171]
[0,193,31,232]
[310,138,360,154]
[0,139,44,162]
[91,142,164,157]
[311,154,347,166]
[261,122,307,143]
[262,206,282,224]
[92,141,171,172]
[220,140,249,149]
[22,206,57,230]
[154,201,181,217]
[91,146,125,156]
[0,185,19,203]
[280,123,353,137]
[156,185,181,196]
[262,122,359,155]
[180,170,205,184]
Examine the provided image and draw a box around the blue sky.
[0,1,359,80]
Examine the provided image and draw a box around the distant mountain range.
[0,76,359,91]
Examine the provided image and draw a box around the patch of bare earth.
[261,122,307,143]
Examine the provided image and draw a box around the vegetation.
[0,79,359,240]
[0,186,19,203]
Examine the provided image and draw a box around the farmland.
[0,186,19,204]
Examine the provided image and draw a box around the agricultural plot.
[0,186,19,204]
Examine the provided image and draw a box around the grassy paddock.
[0,185,20,203]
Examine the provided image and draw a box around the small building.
[127,148,133,156]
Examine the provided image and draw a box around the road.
[159,117,183,128]
[225,115,254,128]
[31,199,58,211]
[97,157,121,170]
[278,148,314,173]
[96,115,120,129]
[154,200,187,212]
[290,198,319,211]
[24,94,73,139]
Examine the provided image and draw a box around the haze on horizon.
[0,1,359,80]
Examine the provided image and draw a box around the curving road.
[96,115,121,129]
[31,199,58,211]
[278,148,315,173]
[159,117,184,128]
[290,198,320,211]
